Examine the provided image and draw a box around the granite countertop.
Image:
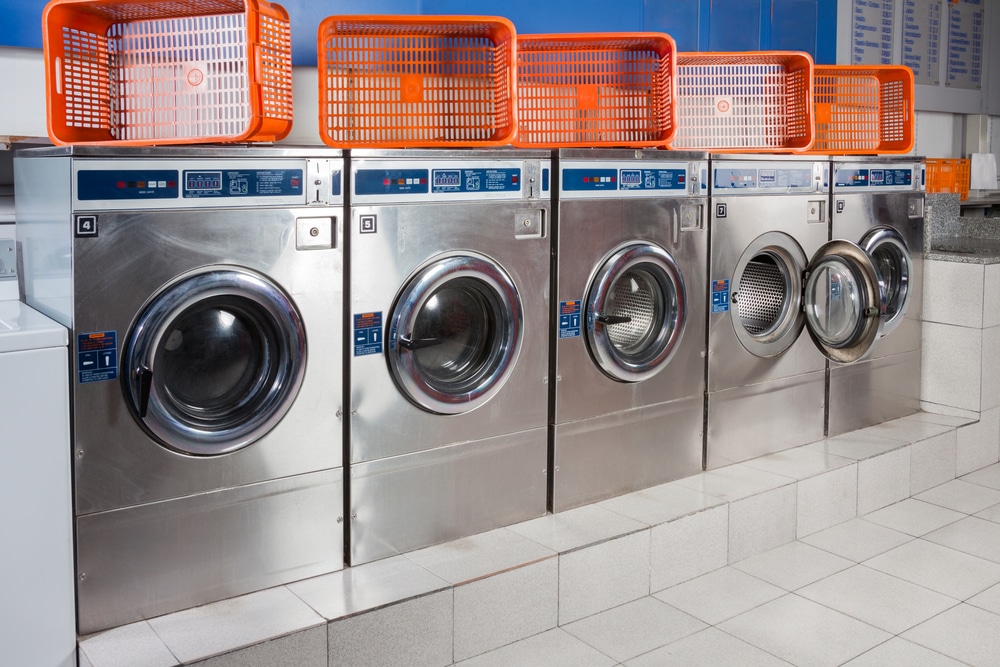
[925,193,1000,264]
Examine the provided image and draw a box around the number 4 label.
[75,215,98,237]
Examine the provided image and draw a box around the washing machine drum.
[123,268,307,456]
[861,226,912,336]
[586,243,686,383]
[387,253,523,415]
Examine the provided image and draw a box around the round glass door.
[804,240,885,364]
[861,226,912,336]
[387,254,522,415]
[585,243,685,382]
[123,268,306,456]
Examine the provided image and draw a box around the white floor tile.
[653,567,785,625]
[193,626,327,667]
[861,417,956,444]
[857,447,911,515]
[405,529,554,585]
[915,479,1000,514]
[718,594,891,667]
[956,408,1000,476]
[909,431,958,495]
[923,516,1000,564]
[841,637,968,667]
[728,485,797,563]
[650,505,728,592]
[904,411,978,428]
[961,462,1000,490]
[863,498,966,536]
[731,542,853,591]
[799,518,912,562]
[975,502,1000,524]
[864,539,1000,600]
[796,464,858,537]
[967,582,1000,615]
[808,431,905,461]
[79,622,178,667]
[797,565,959,634]
[903,603,1000,667]
[563,597,707,663]
[507,504,646,554]
[674,464,794,503]
[598,480,726,527]
[625,627,793,667]
[456,628,615,667]
[741,446,854,480]
[559,531,650,625]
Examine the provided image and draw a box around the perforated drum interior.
[606,270,658,352]
[738,255,787,335]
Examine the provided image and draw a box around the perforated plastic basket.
[513,33,676,148]
[926,158,971,201]
[668,51,814,152]
[807,65,914,154]
[318,15,517,148]
[43,0,293,146]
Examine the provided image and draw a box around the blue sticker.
[78,331,118,383]
[618,168,687,191]
[431,168,520,193]
[711,280,730,314]
[182,169,303,198]
[542,168,550,192]
[355,169,429,196]
[353,312,383,356]
[563,169,618,191]
[331,170,342,196]
[558,301,582,339]
[835,168,871,188]
[78,170,179,201]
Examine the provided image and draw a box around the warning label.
[559,301,582,339]
[78,331,118,384]
[711,280,730,314]
[353,312,383,356]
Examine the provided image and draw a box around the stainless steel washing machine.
[15,146,345,634]
[348,149,551,565]
[551,149,707,511]
[706,155,887,469]
[827,157,924,436]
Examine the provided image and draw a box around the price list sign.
[946,0,983,89]
[903,0,942,85]
[853,0,895,65]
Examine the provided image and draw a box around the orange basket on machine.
[42,0,294,146]
[925,158,971,201]
[808,65,915,155]
[317,15,517,149]
[667,51,815,152]
[513,32,677,149]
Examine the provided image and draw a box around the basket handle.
[54,57,63,95]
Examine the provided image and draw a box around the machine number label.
[77,331,118,384]
[711,279,730,314]
[75,215,98,237]
[559,301,582,339]
[353,312,383,356]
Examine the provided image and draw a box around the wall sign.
[903,0,942,86]
[946,0,984,90]
[852,0,895,65]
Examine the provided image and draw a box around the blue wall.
[3,0,837,65]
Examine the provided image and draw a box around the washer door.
[123,268,307,456]
[585,243,686,382]
[730,231,807,358]
[387,254,522,415]
[861,226,912,336]
[803,240,886,364]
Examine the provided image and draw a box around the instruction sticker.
[78,331,118,384]
[559,301,582,339]
[353,312,383,356]
[711,280,730,314]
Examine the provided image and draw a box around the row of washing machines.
[13,146,923,634]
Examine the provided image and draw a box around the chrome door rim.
[861,226,912,336]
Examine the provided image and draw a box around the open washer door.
[123,268,307,456]
[861,226,913,336]
[387,253,523,415]
[585,243,686,382]
[803,240,886,364]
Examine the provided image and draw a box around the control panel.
[559,160,704,199]
[710,161,828,194]
[833,163,922,192]
[351,159,550,203]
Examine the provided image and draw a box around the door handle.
[399,335,443,351]
[136,365,153,418]
[597,314,632,326]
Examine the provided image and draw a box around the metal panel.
[76,469,344,634]
[705,370,826,469]
[827,346,922,437]
[349,429,547,565]
[551,395,704,512]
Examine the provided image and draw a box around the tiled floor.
[457,464,1000,667]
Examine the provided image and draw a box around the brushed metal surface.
[349,429,547,565]
[76,469,343,634]
[705,370,826,469]
[349,200,550,463]
[827,349,922,437]
[551,395,704,512]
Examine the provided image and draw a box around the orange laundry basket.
[513,33,677,148]
[42,0,293,146]
[925,158,971,201]
[317,15,517,148]
[808,65,915,154]
[668,51,814,152]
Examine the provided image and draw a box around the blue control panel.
[355,169,430,195]
[836,168,912,188]
[562,168,688,192]
[78,170,179,201]
[430,168,521,193]
[563,169,619,191]
[183,169,303,198]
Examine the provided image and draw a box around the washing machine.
[348,149,551,565]
[15,146,345,634]
[827,157,924,436]
[706,155,887,469]
[551,149,707,511]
